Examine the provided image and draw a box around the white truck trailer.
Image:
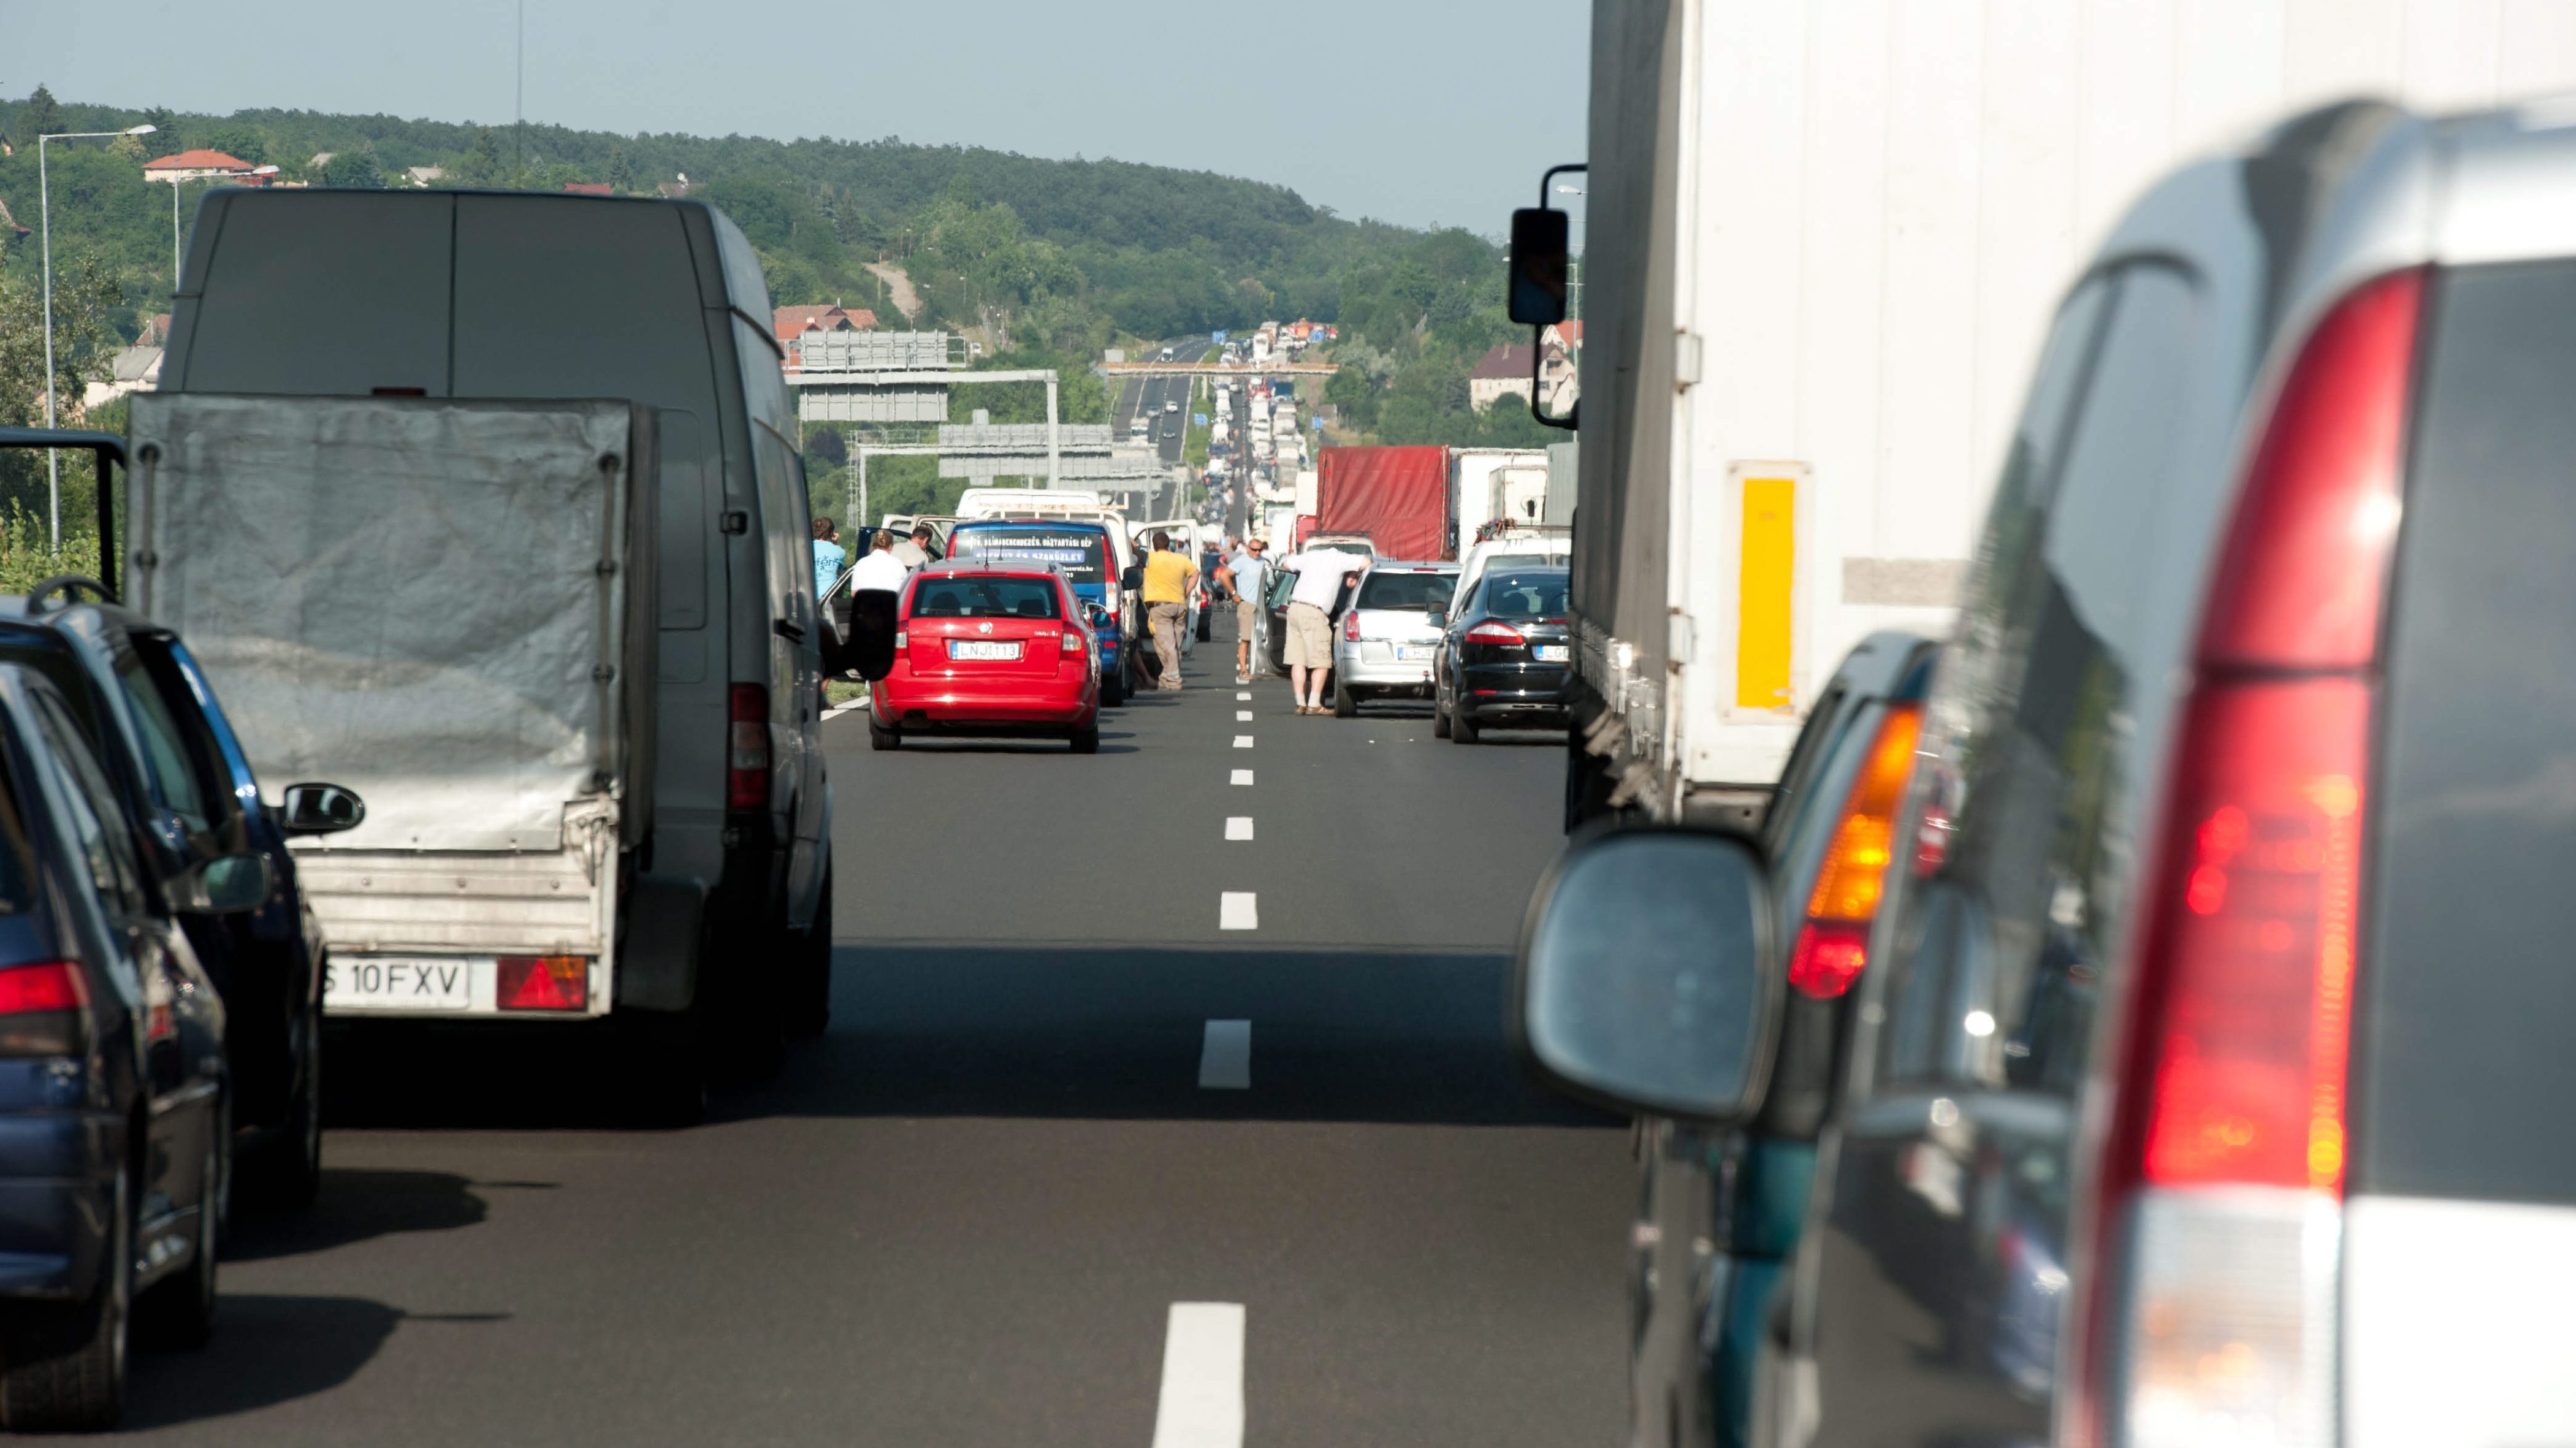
[1548,0,2576,826]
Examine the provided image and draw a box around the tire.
[257,993,323,1211]
[1433,695,1452,739]
[2,1164,131,1430]
[137,1109,224,1351]
[867,714,900,752]
[1100,666,1126,709]
[1070,723,1100,754]
[1332,679,1358,718]
[618,1004,709,1128]
[783,860,834,1040]
[1452,705,1482,744]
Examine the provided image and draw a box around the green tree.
[606,145,635,194]
[202,125,269,167]
[19,85,61,140]
[320,148,384,189]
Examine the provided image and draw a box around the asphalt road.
[108,619,1628,1446]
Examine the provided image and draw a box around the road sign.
[1194,413,1208,425]
[1212,330,1227,344]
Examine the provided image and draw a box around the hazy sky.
[7,0,1589,232]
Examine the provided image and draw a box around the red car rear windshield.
[909,576,1062,620]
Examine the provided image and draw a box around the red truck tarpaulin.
[1317,446,1451,560]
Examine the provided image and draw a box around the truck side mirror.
[1508,207,1571,326]
[1514,828,1782,1124]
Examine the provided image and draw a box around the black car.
[0,663,254,1430]
[1432,567,1574,742]
[0,581,360,1206]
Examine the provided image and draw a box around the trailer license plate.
[950,640,1022,661]
[327,957,474,1012]
[1534,644,1571,661]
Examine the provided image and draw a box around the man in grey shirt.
[1218,537,1268,684]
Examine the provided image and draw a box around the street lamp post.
[39,123,157,554]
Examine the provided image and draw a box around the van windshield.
[945,527,1108,586]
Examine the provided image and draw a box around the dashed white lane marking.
[1150,1302,1246,1447]
[1235,710,1253,722]
[1236,691,1251,701]
[1233,735,1253,749]
[1230,769,1253,786]
[1198,1019,1251,1089]
[1225,817,1253,840]
[1219,892,1258,930]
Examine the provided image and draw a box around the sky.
[5,0,1590,232]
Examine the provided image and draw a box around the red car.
[869,563,1102,753]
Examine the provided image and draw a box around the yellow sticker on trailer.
[1737,477,1796,710]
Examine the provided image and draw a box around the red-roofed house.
[143,150,256,183]
[561,182,614,197]
[774,303,880,370]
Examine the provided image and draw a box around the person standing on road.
[1217,537,1268,685]
[1141,530,1198,692]
[812,517,846,606]
[1276,547,1368,714]
[892,524,936,570]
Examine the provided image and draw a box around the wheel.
[867,713,900,751]
[1452,704,1482,744]
[1070,723,1100,754]
[1,1164,131,1430]
[137,1107,224,1350]
[783,860,833,1039]
[257,991,323,1210]
[1100,665,1126,708]
[1433,695,1452,738]
[617,1003,709,1127]
[1332,679,1358,718]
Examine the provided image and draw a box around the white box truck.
[1544,0,2576,826]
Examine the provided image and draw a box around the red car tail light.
[0,961,88,1057]
[1463,621,1524,646]
[728,683,769,812]
[2071,269,2422,1448]
[1343,606,1363,642]
[1061,628,1084,654]
[1787,703,1920,998]
[497,955,588,1012]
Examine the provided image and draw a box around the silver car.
[1330,561,1457,716]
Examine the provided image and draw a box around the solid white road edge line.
[1219,892,1258,930]
[1225,817,1252,840]
[1198,1019,1251,1089]
[1150,1302,1246,1448]
[1230,769,1253,786]
[1233,735,1253,749]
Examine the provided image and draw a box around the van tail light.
[2070,269,2421,1448]
[1343,605,1363,642]
[497,955,589,1012]
[1786,702,1920,998]
[1463,621,1524,646]
[0,961,87,1057]
[728,683,770,812]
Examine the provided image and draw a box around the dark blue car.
[942,520,1132,706]
[0,663,261,1430]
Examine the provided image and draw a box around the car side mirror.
[1427,610,1447,628]
[275,782,366,836]
[1508,207,1570,326]
[1514,828,1781,1123]
[167,852,272,915]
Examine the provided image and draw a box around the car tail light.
[728,682,769,812]
[0,961,87,1057]
[1061,628,1083,654]
[1343,606,1362,642]
[1463,622,1524,646]
[497,955,588,1012]
[893,630,907,649]
[1786,703,1921,997]
[2071,269,2422,1448]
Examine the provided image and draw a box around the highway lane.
[106,617,1627,1446]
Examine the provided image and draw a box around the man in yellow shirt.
[1141,531,1199,692]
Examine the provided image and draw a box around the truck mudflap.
[616,873,705,1012]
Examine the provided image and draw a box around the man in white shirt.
[1275,548,1370,714]
[850,528,912,595]
[1216,537,1269,685]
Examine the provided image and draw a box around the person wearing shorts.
[1219,538,1268,684]
[1276,548,1370,714]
